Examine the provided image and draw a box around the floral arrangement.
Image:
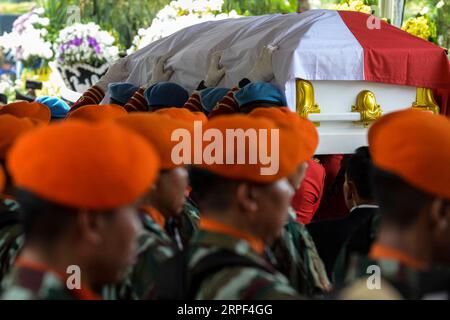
[401,14,437,43]
[55,23,119,67]
[0,74,17,103]
[128,0,239,53]
[328,0,372,14]
[0,7,53,68]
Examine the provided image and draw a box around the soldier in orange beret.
[1,121,160,300]
[0,115,37,284]
[340,109,450,299]
[248,107,331,297]
[105,113,199,300]
[152,114,306,299]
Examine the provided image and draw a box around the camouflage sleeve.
[195,267,301,300]
[286,220,332,295]
[178,200,200,245]
[0,226,25,283]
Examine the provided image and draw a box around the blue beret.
[200,87,229,114]
[234,82,287,108]
[35,96,70,119]
[108,82,139,105]
[144,82,189,109]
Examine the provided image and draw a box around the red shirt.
[291,159,325,225]
[314,154,348,221]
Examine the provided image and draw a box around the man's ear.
[346,180,357,201]
[76,210,104,246]
[429,198,449,231]
[236,182,258,213]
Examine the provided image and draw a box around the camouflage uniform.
[186,228,301,300]
[0,199,25,284]
[103,212,176,300]
[1,263,100,300]
[270,207,331,297]
[178,197,200,246]
[104,199,200,300]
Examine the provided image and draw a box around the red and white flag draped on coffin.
[124,9,450,112]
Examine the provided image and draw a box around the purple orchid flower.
[70,38,83,46]
[88,37,102,54]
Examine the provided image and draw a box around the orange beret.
[196,115,300,183]
[369,109,450,199]
[249,107,319,164]
[0,165,5,193]
[0,115,36,159]
[7,121,160,210]
[155,107,208,123]
[115,113,192,170]
[0,101,51,124]
[66,104,127,122]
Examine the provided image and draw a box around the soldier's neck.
[19,245,95,289]
[375,222,431,268]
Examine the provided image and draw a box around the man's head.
[343,146,375,210]
[108,82,139,107]
[190,167,293,245]
[199,87,230,115]
[372,168,450,264]
[248,107,319,191]
[17,189,142,287]
[7,121,160,287]
[114,113,193,218]
[191,115,312,244]
[235,82,287,114]
[149,167,189,218]
[144,82,189,111]
[369,109,450,264]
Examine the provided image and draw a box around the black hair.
[188,166,238,212]
[15,189,78,245]
[345,146,374,201]
[371,167,435,227]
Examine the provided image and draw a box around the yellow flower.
[329,0,372,14]
[401,16,431,40]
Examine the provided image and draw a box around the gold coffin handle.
[295,79,320,126]
[412,88,440,114]
[352,90,383,128]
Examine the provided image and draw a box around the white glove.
[96,56,132,92]
[204,51,226,87]
[146,54,174,87]
[247,45,278,83]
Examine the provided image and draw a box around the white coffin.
[123,11,438,154]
